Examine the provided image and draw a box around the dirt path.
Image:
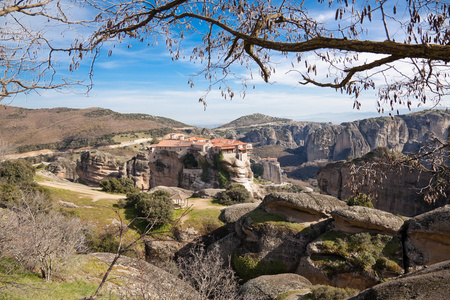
[37,171,126,202]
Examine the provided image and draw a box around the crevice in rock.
[400,223,410,273]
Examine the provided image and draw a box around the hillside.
[216,113,292,129]
[0,106,190,151]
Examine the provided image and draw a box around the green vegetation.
[0,160,35,185]
[215,152,230,188]
[246,209,310,232]
[265,184,303,194]
[233,254,287,282]
[217,113,292,129]
[304,285,359,300]
[122,190,174,228]
[180,208,224,235]
[99,178,138,194]
[250,162,264,178]
[313,231,402,276]
[216,183,252,205]
[346,193,374,208]
[182,153,198,169]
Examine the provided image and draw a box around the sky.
[6,1,449,128]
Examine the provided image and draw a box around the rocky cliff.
[317,148,449,217]
[240,110,449,164]
[76,151,122,186]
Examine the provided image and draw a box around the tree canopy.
[2,0,449,112]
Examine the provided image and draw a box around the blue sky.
[7,1,449,128]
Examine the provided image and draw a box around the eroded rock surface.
[350,260,450,300]
[76,151,122,186]
[331,206,404,235]
[404,205,450,270]
[240,273,312,300]
[89,252,199,299]
[262,192,347,223]
[219,202,260,224]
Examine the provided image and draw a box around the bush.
[86,230,120,253]
[233,254,287,282]
[128,190,174,227]
[99,177,137,194]
[0,160,35,185]
[346,193,374,208]
[216,183,252,206]
[305,285,359,300]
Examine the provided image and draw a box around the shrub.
[233,254,287,282]
[86,230,120,253]
[305,285,359,300]
[0,160,35,185]
[132,190,174,227]
[346,193,374,208]
[182,153,198,169]
[99,177,137,194]
[216,183,252,206]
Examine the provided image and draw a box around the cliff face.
[122,152,151,190]
[317,150,449,217]
[241,110,449,164]
[76,151,121,186]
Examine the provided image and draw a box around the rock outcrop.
[404,205,450,270]
[46,156,78,181]
[219,202,261,224]
[89,252,199,299]
[296,231,404,290]
[262,192,348,223]
[240,273,312,300]
[241,110,449,164]
[76,151,122,186]
[122,152,151,190]
[331,206,404,235]
[350,260,450,300]
[317,148,449,217]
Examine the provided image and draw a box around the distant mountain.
[215,113,293,129]
[0,106,190,151]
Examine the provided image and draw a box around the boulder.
[262,192,347,223]
[350,260,450,300]
[234,209,329,273]
[240,273,312,300]
[89,252,199,299]
[144,239,185,263]
[331,206,405,235]
[191,188,225,199]
[296,231,404,290]
[404,205,450,270]
[46,156,78,181]
[219,202,260,224]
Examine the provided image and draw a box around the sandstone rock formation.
[46,156,78,181]
[148,150,184,188]
[260,158,283,184]
[331,206,405,235]
[122,152,151,190]
[89,252,199,299]
[262,192,348,223]
[350,260,450,300]
[240,273,312,300]
[76,151,122,186]
[404,205,450,270]
[241,110,449,164]
[296,231,404,290]
[219,202,261,224]
[317,147,449,217]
